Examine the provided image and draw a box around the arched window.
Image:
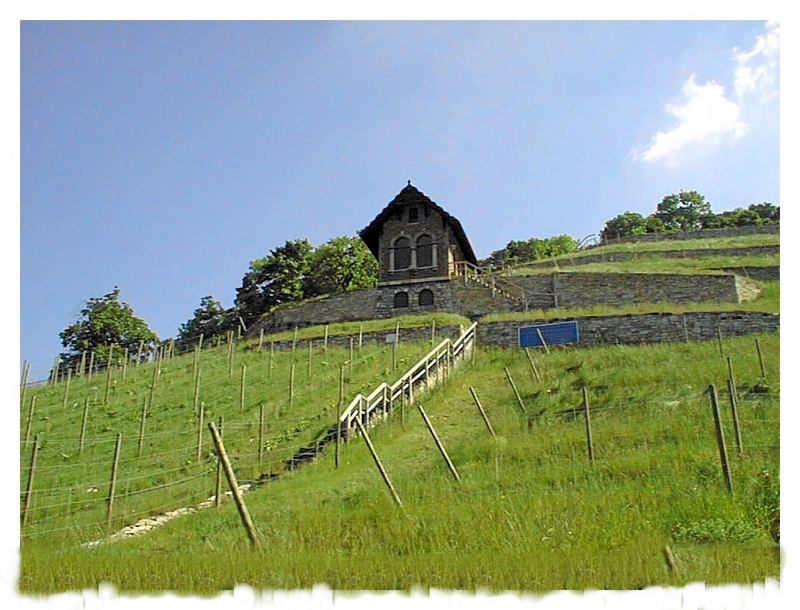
[418,289,434,307]
[393,291,409,308]
[393,236,411,270]
[416,234,433,268]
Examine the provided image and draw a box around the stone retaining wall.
[716,266,779,281]
[515,272,743,308]
[253,324,463,351]
[476,311,779,347]
[253,272,748,333]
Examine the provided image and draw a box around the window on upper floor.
[408,207,419,223]
[393,236,411,270]
[416,234,433,268]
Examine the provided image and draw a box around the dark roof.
[359,184,478,265]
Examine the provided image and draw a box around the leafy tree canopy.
[59,288,158,366]
[304,236,378,297]
[599,193,778,241]
[176,295,230,349]
[486,234,578,267]
[234,239,314,326]
[654,190,712,231]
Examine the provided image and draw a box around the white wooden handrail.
[338,322,477,426]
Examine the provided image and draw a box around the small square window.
[408,208,419,223]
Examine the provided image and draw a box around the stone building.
[250,183,753,334]
[359,182,478,310]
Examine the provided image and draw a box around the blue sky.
[20,20,780,379]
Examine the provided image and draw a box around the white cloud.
[635,75,746,164]
[635,21,778,165]
[734,21,780,102]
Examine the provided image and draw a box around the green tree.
[234,239,314,326]
[176,295,229,349]
[748,202,779,223]
[487,235,578,267]
[654,190,712,231]
[601,211,647,241]
[59,288,159,369]
[304,236,378,296]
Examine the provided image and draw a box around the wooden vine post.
[240,364,247,412]
[121,347,129,381]
[103,361,113,406]
[582,386,595,465]
[88,351,95,379]
[349,337,354,377]
[708,384,734,494]
[208,421,260,548]
[503,366,529,430]
[62,369,72,409]
[288,363,295,408]
[106,432,123,529]
[258,404,266,465]
[24,396,37,450]
[137,397,147,458]
[524,348,542,382]
[147,362,159,414]
[196,402,205,462]
[356,419,403,509]
[269,341,275,377]
[755,338,766,381]
[79,397,90,454]
[215,416,224,508]
[726,357,743,456]
[21,435,40,528]
[535,328,551,354]
[192,369,201,415]
[417,404,461,482]
[335,370,343,469]
[469,387,496,437]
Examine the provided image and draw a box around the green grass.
[19,330,442,549]
[581,233,779,255]
[508,254,779,277]
[19,333,779,593]
[261,312,471,342]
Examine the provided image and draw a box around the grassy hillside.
[508,254,779,276]
[20,332,779,593]
[19,314,455,548]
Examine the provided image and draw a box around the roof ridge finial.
[407,179,412,186]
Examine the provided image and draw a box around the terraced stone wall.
[477,311,780,347]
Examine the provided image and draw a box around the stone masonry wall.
[252,324,464,352]
[716,266,780,281]
[477,311,779,347]
[515,272,742,308]
[251,280,460,333]
[252,270,747,333]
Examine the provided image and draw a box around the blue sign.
[518,321,580,348]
